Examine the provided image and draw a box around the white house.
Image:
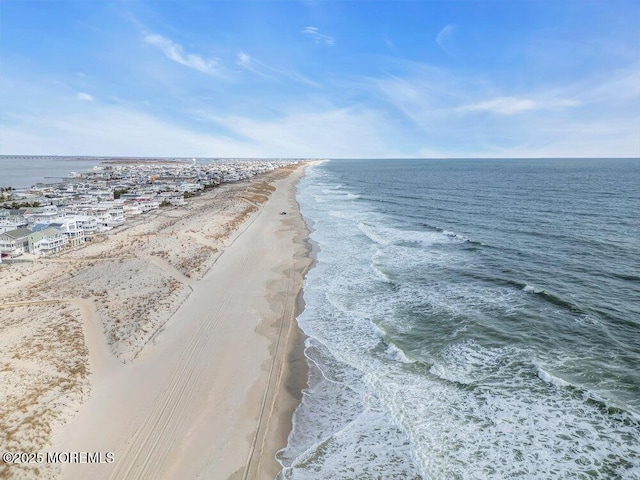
[0,211,28,234]
[48,218,86,246]
[157,192,185,206]
[23,205,63,225]
[139,198,160,212]
[91,203,125,231]
[123,201,143,216]
[71,215,98,237]
[28,227,68,256]
[178,183,203,193]
[0,227,32,256]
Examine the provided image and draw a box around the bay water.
[0,156,100,189]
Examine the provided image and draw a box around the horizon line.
[1,155,639,161]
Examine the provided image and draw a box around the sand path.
[52,166,307,480]
[0,297,116,376]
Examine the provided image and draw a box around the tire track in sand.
[107,211,258,480]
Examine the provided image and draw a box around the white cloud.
[236,51,273,79]
[283,70,323,88]
[237,52,251,69]
[302,26,335,46]
[2,53,637,159]
[76,92,94,101]
[576,65,640,104]
[144,33,224,76]
[262,109,386,156]
[486,117,640,158]
[235,51,321,86]
[196,104,408,158]
[371,64,463,125]
[365,59,638,156]
[0,106,257,157]
[0,88,410,158]
[460,97,580,115]
[436,24,457,55]
[2,93,637,158]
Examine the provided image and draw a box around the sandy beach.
[0,163,311,480]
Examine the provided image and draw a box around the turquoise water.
[280,158,640,479]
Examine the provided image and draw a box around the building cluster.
[0,158,300,261]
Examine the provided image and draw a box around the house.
[123,201,143,216]
[86,189,114,201]
[0,210,28,234]
[157,192,185,206]
[69,215,98,237]
[138,198,160,212]
[32,218,85,246]
[23,205,63,225]
[0,227,33,255]
[91,203,125,231]
[178,183,203,193]
[48,218,86,246]
[28,227,68,256]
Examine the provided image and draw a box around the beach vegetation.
[5,201,41,209]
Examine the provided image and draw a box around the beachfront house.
[92,202,125,231]
[28,227,68,256]
[42,217,87,246]
[122,201,144,216]
[157,192,185,206]
[59,218,85,246]
[138,198,160,212]
[222,172,241,182]
[0,227,32,256]
[66,215,98,238]
[178,183,203,193]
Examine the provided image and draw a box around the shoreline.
[248,175,317,479]
[0,162,313,480]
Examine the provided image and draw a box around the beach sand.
[0,163,311,480]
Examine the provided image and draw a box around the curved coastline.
[271,166,322,477]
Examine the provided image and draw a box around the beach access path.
[51,164,310,480]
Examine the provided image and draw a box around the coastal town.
[0,158,302,261]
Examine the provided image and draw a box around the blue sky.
[1,0,639,158]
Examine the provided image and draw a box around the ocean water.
[279,158,640,479]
